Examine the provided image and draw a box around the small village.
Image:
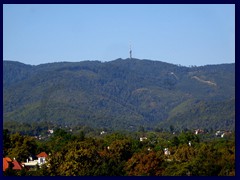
[3,126,234,176]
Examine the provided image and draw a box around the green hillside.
[3,59,235,131]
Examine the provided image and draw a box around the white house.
[221,133,225,138]
[100,131,106,135]
[164,148,171,156]
[36,152,48,166]
[140,137,147,142]
[48,129,54,134]
[22,160,38,168]
[188,141,192,147]
[194,129,204,135]
[215,130,222,137]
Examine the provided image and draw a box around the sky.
[3,4,235,66]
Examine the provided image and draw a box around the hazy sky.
[3,4,235,66]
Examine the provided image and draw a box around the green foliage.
[163,98,235,131]
[5,132,37,162]
[47,140,102,176]
[169,125,175,133]
[2,59,235,176]
[3,59,235,131]
[177,132,199,145]
[125,150,164,176]
[3,121,55,136]
[3,127,235,176]
[46,128,76,152]
[3,129,11,156]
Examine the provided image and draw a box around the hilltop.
[3,58,235,131]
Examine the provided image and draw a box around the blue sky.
[3,4,235,66]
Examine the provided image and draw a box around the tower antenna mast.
[130,44,132,59]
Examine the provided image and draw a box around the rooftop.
[37,152,48,158]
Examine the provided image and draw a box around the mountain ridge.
[3,59,235,131]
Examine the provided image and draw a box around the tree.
[47,139,102,176]
[108,139,133,162]
[178,132,199,145]
[3,162,16,176]
[7,133,37,162]
[3,129,11,156]
[173,144,196,162]
[125,150,165,176]
[169,125,174,133]
[47,128,75,152]
[186,143,222,176]
[171,136,180,147]
[138,126,145,133]
[77,131,85,141]
[95,138,136,176]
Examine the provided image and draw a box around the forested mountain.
[3,59,235,131]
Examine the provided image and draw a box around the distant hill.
[3,59,235,131]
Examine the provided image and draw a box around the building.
[194,129,204,135]
[22,152,48,169]
[37,152,48,165]
[3,157,12,171]
[48,129,54,134]
[164,148,171,156]
[3,157,22,171]
[140,137,147,142]
[22,160,38,169]
[100,131,106,135]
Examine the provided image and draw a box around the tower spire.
[129,44,132,59]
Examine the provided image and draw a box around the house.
[3,157,12,171]
[216,130,232,138]
[48,129,54,134]
[22,152,48,169]
[215,130,223,137]
[188,141,192,147]
[164,148,171,156]
[22,160,38,169]
[140,137,147,141]
[37,152,48,165]
[3,157,22,171]
[194,129,204,135]
[22,154,38,169]
[12,159,23,170]
[221,133,225,138]
[100,131,106,135]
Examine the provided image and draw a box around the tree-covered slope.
[160,98,235,131]
[3,59,235,131]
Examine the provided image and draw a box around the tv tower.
[129,44,132,59]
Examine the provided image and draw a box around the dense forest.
[3,59,235,176]
[3,123,235,176]
[3,59,235,131]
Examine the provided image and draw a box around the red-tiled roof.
[37,152,48,158]
[3,158,11,171]
[12,160,23,170]
[3,157,23,171]
[5,157,12,162]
